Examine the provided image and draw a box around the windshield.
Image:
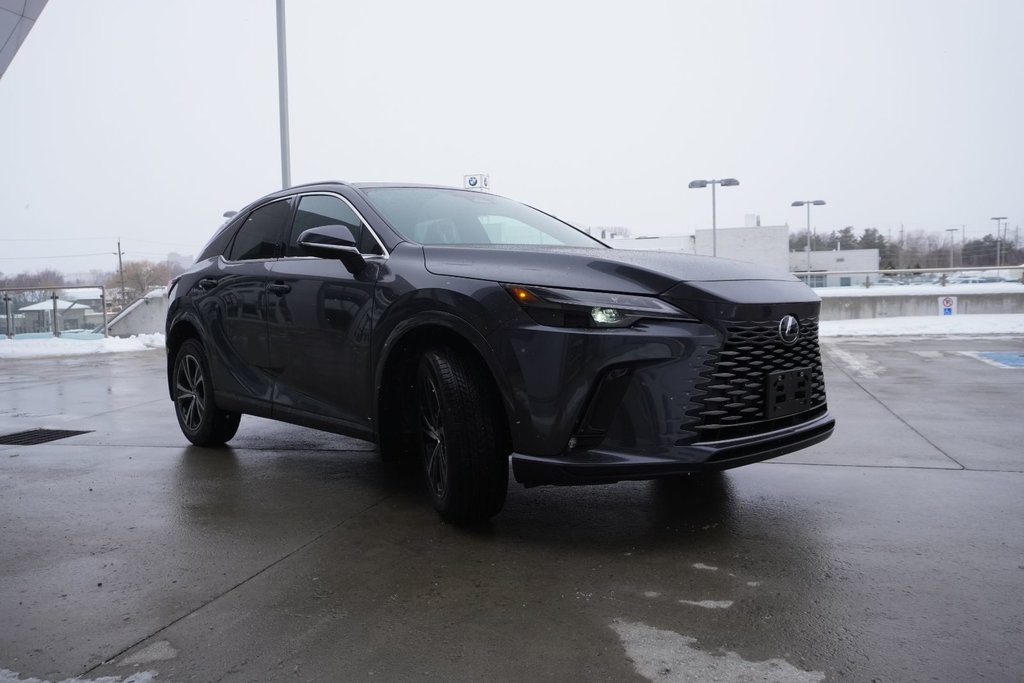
[362,187,607,248]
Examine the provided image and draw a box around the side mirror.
[298,224,366,274]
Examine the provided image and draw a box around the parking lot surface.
[1,336,1022,682]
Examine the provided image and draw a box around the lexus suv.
[166,182,834,522]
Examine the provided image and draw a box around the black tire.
[172,339,241,446]
[416,348,509,523]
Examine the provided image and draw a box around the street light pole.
[791,200,826,276]
[945,227,958,268]
[276,0,292,189]
[711,181,717,253]
[991,216,1007,267]
[688,178,739,257]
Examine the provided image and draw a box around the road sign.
[939,296,957,316]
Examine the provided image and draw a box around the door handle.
[268,282,291,295]
[196,278,219,291]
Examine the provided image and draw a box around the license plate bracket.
[765,368,813,419]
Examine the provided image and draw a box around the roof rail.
[286,180,348,190]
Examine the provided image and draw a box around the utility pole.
[116,239,126,306]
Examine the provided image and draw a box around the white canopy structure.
[0,0,48,79]
[18,299,90,312]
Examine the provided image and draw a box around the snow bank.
[816,282,1024,298]
[820,314,1024,337]
[0,334,165,359]
[1,314,1021,359]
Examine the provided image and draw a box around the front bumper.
[512,409,835,486]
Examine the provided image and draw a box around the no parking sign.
[939,296,957,316]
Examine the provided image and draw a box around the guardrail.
[1,285,109,339]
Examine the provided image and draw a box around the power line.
[0,237,195,248]
[0,237,116,242]
[0,252,113,260]
[124,238,197,248]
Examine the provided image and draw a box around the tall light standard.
[688,178,739,257]
[991,216,1007,267]
[276,0,291,189]
[791,200,826,274]
[945,227,959,268]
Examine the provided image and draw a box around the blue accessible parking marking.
[964,352,1024,369]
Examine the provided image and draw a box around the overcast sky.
[1,0,1021,276]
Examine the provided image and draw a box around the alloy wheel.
[175,353,206,432]
[420,374,448,498]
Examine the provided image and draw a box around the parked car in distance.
[166,182,835,523]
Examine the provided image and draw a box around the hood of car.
[422,245,798,295]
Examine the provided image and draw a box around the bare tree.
[105,260,179,301]
[0,269,67,304]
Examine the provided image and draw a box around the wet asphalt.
[0,336,1022,682]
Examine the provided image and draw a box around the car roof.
[255,181,473,204]
[352,182,465,190]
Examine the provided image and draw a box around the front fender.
[372,304,517,432]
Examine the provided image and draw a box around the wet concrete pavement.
[0,337,1022,682]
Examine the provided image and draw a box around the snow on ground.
[0,670,156,683]
[0,314,1022,360]
[820,314,1024,337]
[0,334,164,359]
[816,282,1024,297]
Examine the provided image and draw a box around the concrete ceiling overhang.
[0,0,48,79]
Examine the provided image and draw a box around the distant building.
[59,287,105,311]
[789,249,880,287]
[694,225,790,273]
[610,224,791,275]
[167,252,195,268]
[17,300,94,333]
[590,226,630,240]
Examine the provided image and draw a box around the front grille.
[685,318,826,443]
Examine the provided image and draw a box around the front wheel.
[417,348,509,523]
[172,339,240,446]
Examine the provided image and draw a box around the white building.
[788,249,880,287]
[695,225,790,273]
[610,222,791,275]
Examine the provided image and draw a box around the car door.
[196,197,292,407]
[267,192,385,436]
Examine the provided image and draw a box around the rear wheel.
[172,339,240,446]
[417,348,509,523]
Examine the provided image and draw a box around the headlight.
[503,284,698,328]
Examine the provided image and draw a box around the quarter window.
[287,195,383,256]
[228,199,291,261]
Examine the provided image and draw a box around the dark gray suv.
[166,182,834,522]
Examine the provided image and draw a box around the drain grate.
[0,429,93,445]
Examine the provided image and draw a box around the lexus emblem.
[778,315,800,345]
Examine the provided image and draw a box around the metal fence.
[1,285,109,339]
[792,265,1023,289]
